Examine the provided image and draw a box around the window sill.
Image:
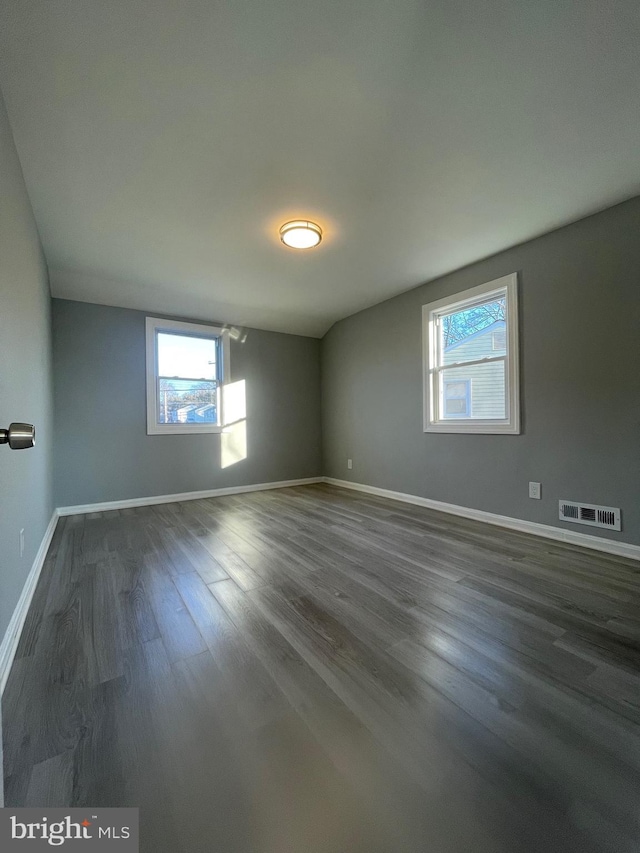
[425,421,521,435]
[147,424,224,436]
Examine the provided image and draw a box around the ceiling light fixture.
[279,220,322,249]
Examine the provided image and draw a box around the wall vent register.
[559,500,621,531]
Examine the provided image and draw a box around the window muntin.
[423,274,519,434]
[146,318,229,435]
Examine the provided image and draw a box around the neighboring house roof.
[444,319,505,352]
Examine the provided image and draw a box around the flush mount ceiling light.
[279,220,322,249]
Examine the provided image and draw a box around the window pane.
[441,297,506,365]
[157,378,217,424]
[439,361,506,420]
[157,332,218,380]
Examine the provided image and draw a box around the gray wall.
[322,196,640,545]
[53,300,322,507]
[0,90,53,646]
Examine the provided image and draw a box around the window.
[145,317,230,435]
[423,273,520,434]
[443,379,471,418]
[491,328,506,351]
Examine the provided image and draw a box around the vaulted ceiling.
[1,0,639,336]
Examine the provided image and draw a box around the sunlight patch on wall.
[221,379,247,467]
[221,419,247,468]
[223,380,247,426]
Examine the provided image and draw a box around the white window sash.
[145,317,230,436]
[422,273,520,435]
[431,354,506,372]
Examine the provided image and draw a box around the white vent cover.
[558,500,621,531]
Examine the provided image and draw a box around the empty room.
[1,1,639,851]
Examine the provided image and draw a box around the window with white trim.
[145,317,230,435]
[423,273,520,434]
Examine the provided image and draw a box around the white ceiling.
[1,0,639,337]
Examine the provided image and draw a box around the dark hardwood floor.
[3,484,640,852]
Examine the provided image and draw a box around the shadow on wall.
[221,379,247,468]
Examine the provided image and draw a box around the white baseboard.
[323,477,640,562]
[0,511,59,697]
[57,477,324,516]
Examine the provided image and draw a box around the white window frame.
[422,273,520,434]
[145,317,230,436]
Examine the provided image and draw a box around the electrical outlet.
[347,458,353,470]
[19,528,25,557]
[529,482,541,500]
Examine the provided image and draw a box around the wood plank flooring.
[3,483,640,852]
